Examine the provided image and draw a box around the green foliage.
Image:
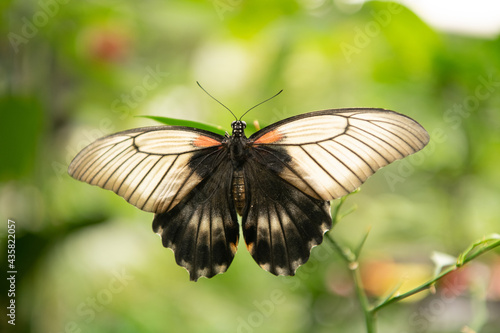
[138,115,227,135]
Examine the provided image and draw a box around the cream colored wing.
[250,108,429,201]
[68,126,225,213]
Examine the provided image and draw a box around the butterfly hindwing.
[250,108,430,201]
[153,158,239,281]
[242,155,331,276]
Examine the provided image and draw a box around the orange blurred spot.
[253,120,261,131]
[361,260,432,300]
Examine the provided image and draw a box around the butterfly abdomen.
[232,169,246,216]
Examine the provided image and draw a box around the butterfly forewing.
[68,126,224,213]
[249,109,429,201]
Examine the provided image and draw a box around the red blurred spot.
[487,259,500,300]
[91,32,128,62]
[437,267,470,298]
[79,25,131,63]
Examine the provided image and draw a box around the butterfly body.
[231,169,246,215]
[69,108,429,281]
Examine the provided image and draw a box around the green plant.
[327,194,500,333]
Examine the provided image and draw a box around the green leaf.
[331,188,359,226]
[0,96,44,181]
[137,115,227,136]
[354,227,371,260]
[457,234,500,266]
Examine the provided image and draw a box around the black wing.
[242,158,331,276]
[153,158,239,281]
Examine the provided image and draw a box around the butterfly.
[68,93,429,281]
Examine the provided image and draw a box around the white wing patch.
[253,109,429,201]
[68,127,222,213]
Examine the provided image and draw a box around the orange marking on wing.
[254,129,283,144]
[193,135,221,147]
[230,241,238,255]
[246,242,254,254]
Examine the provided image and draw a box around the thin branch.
[326,233,376,333]
[371,236,500,314]
[327,193,499,333]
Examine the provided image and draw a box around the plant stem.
[326,232,500,333]
[371,237,500,314]
[327,196,500,332]
[353,265,376,333]
[326,234,376,333]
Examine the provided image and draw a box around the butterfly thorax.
[228,120,249,215]
[227,120,250,167]
[230,120,246,137]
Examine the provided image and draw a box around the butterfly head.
[231,120,247,137]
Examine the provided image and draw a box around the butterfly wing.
[69,126,239,280]
[153,158,239,281]
[68,126,225,213]
[242,160,331,276]
[242,108,429,275]
[249,108,430,201]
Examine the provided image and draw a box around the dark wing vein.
[332,139,376,173]
[69,127,225,214]
[299,145,350,194]
[317,142,363,185]
[249,108,429,201]
[349,123,406,158]
[251,146,324,199]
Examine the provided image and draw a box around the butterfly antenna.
[197,81,238,121]
[239,89,283,120]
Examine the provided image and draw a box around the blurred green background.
[1,0,500,332]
